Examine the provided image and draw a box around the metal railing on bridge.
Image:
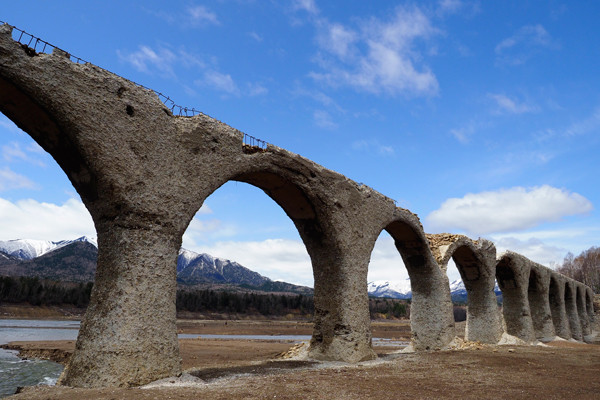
[0,20,270,149]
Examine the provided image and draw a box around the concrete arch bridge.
[0,23,595,388]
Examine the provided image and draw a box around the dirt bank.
[6,341,600,400]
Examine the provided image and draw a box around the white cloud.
[118,45,177,76]
[247,82,268,96]
[0,167,37,191]
[495,24,557,66]
[564,107,600,136]
[488,93,538,114]
[293,0,319,15]
[449,121,476,144]
[437,0,463,15]
[310,5,439,96]
[426,185,593,235]
[199,70,240,95]
[367,235,409,282]
[317,23,357,60]
[197,239,313,287]
[0,197,95,240]
[492,236,567,268]
[187,5,219,26]
[2,142,46,167]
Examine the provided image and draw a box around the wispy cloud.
[0,167,37,192]
[187,5,220,26]
[495,24,558,66]
[308,5,439,97]
[199,70,240,95]
[449,121,477,144]
[426,185,593,235]
[352,139,395,156]
[119,45,265,96]
[292,0,319,15]
[2,142,46,167]
[313,110,337,129]
[117,45,177,76]
[564,107,600,136]
[488,93,538,114]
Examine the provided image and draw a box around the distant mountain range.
[0,237,312,295]
[367,278,502,303]
[0,237,496,301]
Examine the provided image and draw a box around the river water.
[0,320,78,397]
[0,319,407,397]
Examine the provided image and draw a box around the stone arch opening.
[381,219,455,351]
[549,276,570,339]
[185,167,376,363]
[444,243,502,343]
[180,179,314,292]
[564,282,582,340]
[365,230,411,317]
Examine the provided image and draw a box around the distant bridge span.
[0,23,595,388]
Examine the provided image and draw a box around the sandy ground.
[4,318,600,399]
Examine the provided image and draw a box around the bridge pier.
[388,223,455,351]
[496,253,536,343]
[549,275,571,339]
[58,223,182,387]
[528,267,555,341]
[576,285,592,338]
[565,281,582,340]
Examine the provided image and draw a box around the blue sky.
[1,1,599,286]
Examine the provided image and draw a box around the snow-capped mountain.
[0,236,97,260]
[367,279,412,299]
[368,278,500,301]
[177,248,268,286]
[0,237,311,294]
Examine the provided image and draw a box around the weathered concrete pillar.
[58,222,181,387]
[586,288,596,331]
[308,241,376,362]
[549,275,571,339]
[576,285,591,338]
[428,234,502,344]
[386,218,455,351]
[496,252,536,343]
[528,266,555,341]
[565,281,582,340]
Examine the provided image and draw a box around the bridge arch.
[548,274,571,339]
[373,214,455,351]
[427,235,502,343]
[496,252,535,342]
[185,159,378,363]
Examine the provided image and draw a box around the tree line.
[0,275,412,319]
[556,246,600,293]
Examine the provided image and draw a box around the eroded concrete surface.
[0,23,595,388]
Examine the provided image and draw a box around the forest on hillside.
[556,246,600,293]
[0,275,412,320]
